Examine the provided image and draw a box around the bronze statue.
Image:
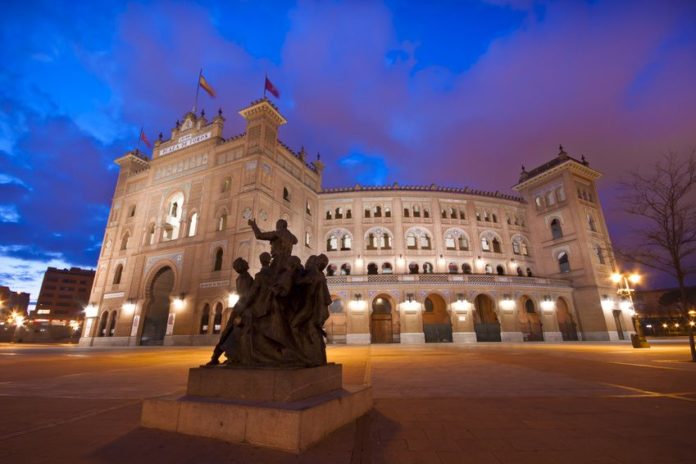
[205,219,331,368]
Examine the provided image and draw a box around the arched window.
[406,233,417,249]
[526,267,533,277]
[113,264,123,285]
[217,213,227,231]
[462,263,472,274]
[492,213,497,223]
[588,215,597,232]
[374,205,382,217]
[98,311,108,337]
[445,235,456,250]
[450,207,457,219]
[326,210,332,220]
[346,208,352,219]
[442,209,447,219]
[367,233,377,250]
[108,311,117,336]
[188,213,198,237]
[304,231,311,247]
[403,207,410,218]
[546,191,555,206]
[335,207,343,219]
[496,265,505,275]
[485,264,493,274]
[213,303,223,334]
[364,208,371,218]
[512,240,521,255]
[340,263,351,275]
[382,262,393,274]
[385,207,391,218]
[148,224,156,245]
[326,264,337,276]
[483,211,490,222]
[448,262,458,274]
[481,237,491,251]
[367,263,379,275]
[458,236,468,250]
[459,209,465,220]
[120,232,130,250]
[213,248,223,271]
[341,234,352,250]
[413,205,421,217]
[424,208,430,218]
[550,218,563,240]
[595,245,605,264]
[327,235,338,251]
[420,235,431,250]
[517,266,524,276]
[408,262,419,274]
[492,238,502,253]
[558,252,570,273]
[423,262,433,273]
[200,304,210,334]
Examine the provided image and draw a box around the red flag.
[199,73,216,97]
[264,77,280,98]
[140,129,152,149]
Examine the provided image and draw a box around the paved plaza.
[1,341,695,464]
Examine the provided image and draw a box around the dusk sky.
[1,0,695,302]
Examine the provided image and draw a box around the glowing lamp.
[619,300,632,312]
[69,320,81,331]
[476,256,485,269]
[122,301,136,314]
[628,273,641,285]
[173,295,186,311]
[500,296,515,311]
[14,314,25,328]
[540,297,555,312]
[601,297,614,311]
[228,292,240,307]
[349,294,367,312]
[355,255,363,267]
[610,273,622,284]
[84,304,99,318]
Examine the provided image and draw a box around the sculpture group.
[206,218,331,367]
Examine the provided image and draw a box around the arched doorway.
[556,297,578,341]
[474,294,501,342]
[519,296,543,341]
[140,266,174,345]
[423,293,453,343]
[371,294,394,343]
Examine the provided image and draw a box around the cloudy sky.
[1,0,695,301]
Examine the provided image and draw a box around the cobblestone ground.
[1,340,695,463]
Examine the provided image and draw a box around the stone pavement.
[0,341,695,463]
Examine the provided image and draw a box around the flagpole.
[136,127,143,152]
[193,68,202,113]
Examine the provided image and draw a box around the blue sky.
[1,0,696,301]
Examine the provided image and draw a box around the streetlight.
[611,271,649,348]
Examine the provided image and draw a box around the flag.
[140,129,152,149]
[265,77,280,98]
[199,73,216,97]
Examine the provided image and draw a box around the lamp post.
[611,272,649,348]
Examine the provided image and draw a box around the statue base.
[141,363,372,453]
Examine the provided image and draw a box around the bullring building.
[79,98,633,347]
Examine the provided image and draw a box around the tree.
[619,151,696,360]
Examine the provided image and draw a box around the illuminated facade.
[80,99,633,347]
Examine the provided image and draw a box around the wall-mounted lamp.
[122,300,136,314]
[601,295,615,311]
[355,255,363,267]
[406,293,414,303]
[452,293,470,313]
[228,292,240,308]
[476,256,485,268]
[84,304,99,318]
[403,293,419,313]
[349,293,367,312]
[500,294,515,311]
[540,295,555,312]
[173,293,186,311]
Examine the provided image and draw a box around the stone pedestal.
[141,363,372,453]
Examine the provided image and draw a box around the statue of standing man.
[248,218,297,271]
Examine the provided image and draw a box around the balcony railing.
[326,273,572,288]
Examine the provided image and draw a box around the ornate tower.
[514,147,631,341]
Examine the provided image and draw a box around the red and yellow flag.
[199,73,216,97]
